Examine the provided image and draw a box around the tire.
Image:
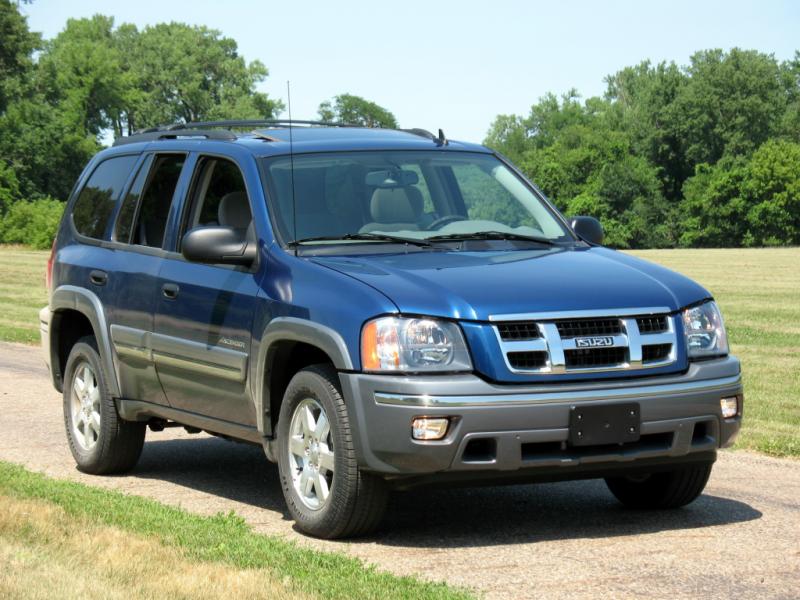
[63,336,146,474]
[277,364,388,539]
[605,462,713,509]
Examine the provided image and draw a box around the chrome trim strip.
[374,374,742,408]
[624,318,643,368]
[488,306,673,322]
[153,352,245,382]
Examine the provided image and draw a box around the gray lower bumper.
[338,356,742,477]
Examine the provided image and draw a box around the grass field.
[0,462,470,600]
[0,245,797,456]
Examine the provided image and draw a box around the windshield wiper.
[426,231,558,245]
[289,233,433,247]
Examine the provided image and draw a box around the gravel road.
[1,342,798,599]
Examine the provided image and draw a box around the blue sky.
[21,0,800,142]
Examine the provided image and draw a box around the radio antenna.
[287,81,298,254]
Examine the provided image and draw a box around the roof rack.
[166,119,352,130]
[112,119,353,146]
[113,120,449,147]
[112,129,237,146]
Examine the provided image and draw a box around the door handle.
[162,283,180,299]
[89,270,108,286]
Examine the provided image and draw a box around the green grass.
[0,246,48,343]
[2,245,798,456]
[629,248,800,457]
[0,461,472,600]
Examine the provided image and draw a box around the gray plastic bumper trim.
[375,374,742,408]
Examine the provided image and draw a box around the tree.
[318,94,397,128]
[677,49,786,166]
[0,0,40,112]
[679,140,800,247]
[605,60,690,201]
[121,22,282,133]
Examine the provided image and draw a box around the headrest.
[218,191,252,229]
[370,187,416,223]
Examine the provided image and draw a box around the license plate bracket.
[568,402,641,447]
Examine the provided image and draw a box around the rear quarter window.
[71,155,138,240]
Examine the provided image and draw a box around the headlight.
[361,316,472,372]
[682,301,729,359]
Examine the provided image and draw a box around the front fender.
[251,317,354,438]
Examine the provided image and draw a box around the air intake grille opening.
[565,347,627,369]
[508,351,548,370]
[497,322,540,341]
[636,315,669,333]
[556,319,622,338]
[642,343,672,363]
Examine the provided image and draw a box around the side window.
[114,156,152,243]
[182,157,251,242]
[71,155,138,240]
[130,154,186,248]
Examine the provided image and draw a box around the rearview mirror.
[569,216,604,245]
[182,226,256,266]
[365,169,419,188]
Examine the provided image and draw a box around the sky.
[20,0,800,142]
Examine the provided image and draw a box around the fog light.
[720,396,738,419]
[412,417,449,440]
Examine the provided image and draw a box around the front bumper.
[338,356,742,480]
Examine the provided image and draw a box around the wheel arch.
[254,317,353,442]
[49,285,120,397]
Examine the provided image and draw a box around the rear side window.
[129,154,186,248]
[71,155,138,240]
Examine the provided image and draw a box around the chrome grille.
[508,351,548,370]
[556,319,622,337]
[491,307,678,374]
[565,347,627,369]
[497,322,540,341]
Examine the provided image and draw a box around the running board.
[115,398,263,445]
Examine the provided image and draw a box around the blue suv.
[40,120,743,538]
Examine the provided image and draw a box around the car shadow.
[131,436,762,547]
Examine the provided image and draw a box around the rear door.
[152,155,263,426]
[108,152,190,405]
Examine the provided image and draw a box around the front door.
[152,156,263,426]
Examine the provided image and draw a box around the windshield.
[261,151,573,247]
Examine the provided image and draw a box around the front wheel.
[277,365,388,538]
[605,463,713,509]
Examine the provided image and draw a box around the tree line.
[485,50,800,248]
[0,1,797,249]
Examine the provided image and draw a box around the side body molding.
[253,317,354,438]
[49,285,121,397]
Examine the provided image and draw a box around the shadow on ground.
[130,436,762,548]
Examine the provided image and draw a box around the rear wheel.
[63,336,146,474]
[605,463,713,509]
[277,364,388,538]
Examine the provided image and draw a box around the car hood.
[311,246,711,321]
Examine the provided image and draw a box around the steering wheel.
[426,215,467,230]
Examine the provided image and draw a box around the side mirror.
[182,226,256,266]
[569,216,604,245]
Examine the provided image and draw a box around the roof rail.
[167,119,352,130]
[112,129,237,147]
[112,119,355,146]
